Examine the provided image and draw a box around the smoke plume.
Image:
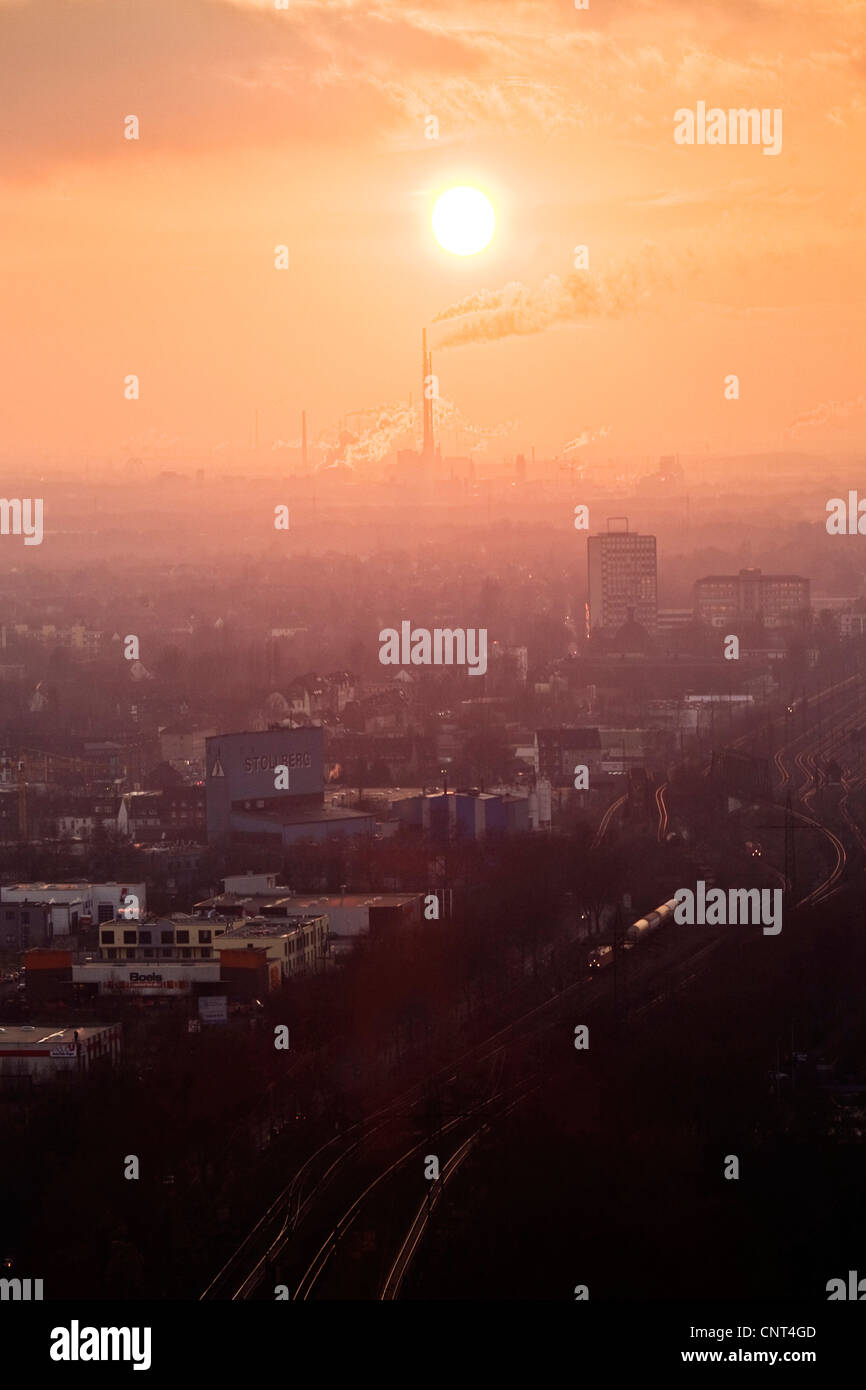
[786,394,866,439]
[430,248,661,350]
[563,426,611,453]
[317,396,515,471]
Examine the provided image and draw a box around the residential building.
[587,528,658,635]
[694,568,810,628]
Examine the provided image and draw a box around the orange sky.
[1,0,864,464]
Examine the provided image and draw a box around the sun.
[432,186,496,256]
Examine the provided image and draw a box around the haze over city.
[1,0,865,1367]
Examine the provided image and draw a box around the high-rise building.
[587,526,658,635]
[694,569,810,628]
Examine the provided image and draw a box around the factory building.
[394,789,529,840]
[205,727,374,846]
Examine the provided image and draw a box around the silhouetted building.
[694,569,810,628]
[587,526,658,635]
[610,611,652,654]
[205,728,373,845]
[206,727,324,839]
[535,728,602,786]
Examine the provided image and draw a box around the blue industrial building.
[395,789,529,841]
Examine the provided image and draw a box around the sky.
[1,0,864,465]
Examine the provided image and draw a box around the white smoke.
[318,395,516,471]
[430,248,662,350]
[340,402,417,469]
[563,425,611,453]
[786,394,866,439]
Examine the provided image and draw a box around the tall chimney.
[422,328,434,461]
[301,410,308,471]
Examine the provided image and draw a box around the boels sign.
[99,971,192,995]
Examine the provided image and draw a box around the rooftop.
[696,571,808,584]
[3,881,131,892]
[216,916,325,940]
[5,882,89,892]
[0,1024,116,1044]
[274,893,421,909]
[235,804,372,825]
[196,892,292,911]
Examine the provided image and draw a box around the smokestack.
[422,328,434,461]
[301,410,308,471]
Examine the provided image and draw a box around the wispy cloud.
[2,0,862,181]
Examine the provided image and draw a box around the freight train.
[624,897,678,945]
[586,896,679,971]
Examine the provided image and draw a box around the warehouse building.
[1,881,146,933]
[205,727,373,845]
[0,1023,121,1089]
